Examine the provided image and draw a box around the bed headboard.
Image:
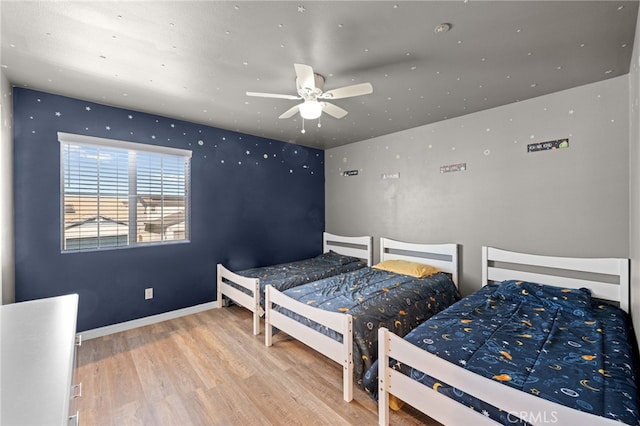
[323,232,373,266]
[482,246,630,313]
[380,238,459,287]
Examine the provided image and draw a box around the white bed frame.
[378,246,630,426]
[265,238,460,402]
[217,232,373,335]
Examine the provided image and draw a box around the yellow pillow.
[389,395,405,411]
[373,259,440,278]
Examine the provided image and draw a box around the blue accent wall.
[13,88,325,332]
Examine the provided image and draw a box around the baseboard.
[80,301,220,340]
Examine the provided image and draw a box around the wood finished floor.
[77,304,440,426]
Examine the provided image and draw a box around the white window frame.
[58,132,192,253]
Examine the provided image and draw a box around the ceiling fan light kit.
[299,100,323,120]
[246,63,373,132]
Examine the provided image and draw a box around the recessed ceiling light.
[434,23,452,34]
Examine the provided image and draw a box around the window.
[59,132,191,252]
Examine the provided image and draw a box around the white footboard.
[217,263,261,335]
[377,327,622,426]
[264,284,354,402]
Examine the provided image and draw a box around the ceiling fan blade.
[321,82,373,100]
[246,91,300,100]
[294,63,315,90]
[279,104,300,119]
[321,102,348,119]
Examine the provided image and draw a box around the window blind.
[59,132,191,252]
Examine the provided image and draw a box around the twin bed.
[216,238,640,425]
[373,246,639,425]
[264,237,460,402]
[217,232,373,335]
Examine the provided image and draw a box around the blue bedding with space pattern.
[232,251,367,311]
[279,267,459,386]
[363,280,640,425]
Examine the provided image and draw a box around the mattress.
[229,250,368,308]
[363,280,640,425]
[279,267,460,386]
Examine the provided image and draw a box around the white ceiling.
[1,1,638,149]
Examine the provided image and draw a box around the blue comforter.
[230,251,367,310]
[363,280,640,425]
[280,267,460,386]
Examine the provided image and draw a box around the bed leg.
[378,327,390,426]
[343,314,354,402]
[343,368,353,402]
[216,264,223,309]
[252,280,260,335]
[253,312,260,336]
[265,285,273,347]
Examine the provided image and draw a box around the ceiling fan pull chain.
[301,118,306,134]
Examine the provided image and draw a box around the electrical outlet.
[145,287,153,300]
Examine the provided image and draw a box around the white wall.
[629,10,640,344]
[326,77,629,297]
[1,71,15,304]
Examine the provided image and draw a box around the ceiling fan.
[246,64,373,128]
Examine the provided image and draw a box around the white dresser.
[1,294,80,426]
